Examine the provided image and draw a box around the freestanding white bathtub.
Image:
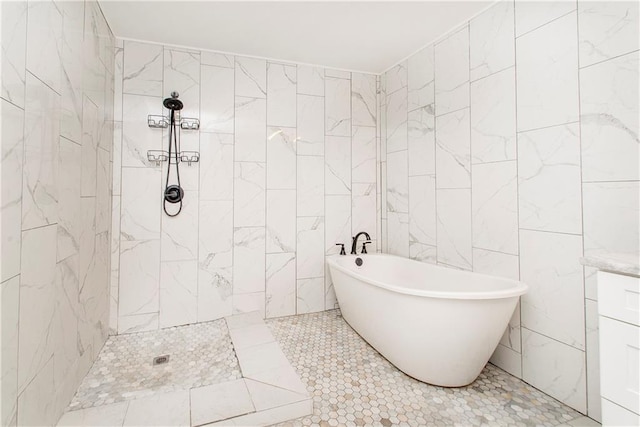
[327,253,527,387]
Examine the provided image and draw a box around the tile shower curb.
[57,312,312,427]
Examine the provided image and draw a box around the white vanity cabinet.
[597,271,640,426]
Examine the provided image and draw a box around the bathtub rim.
[327,253,528,300]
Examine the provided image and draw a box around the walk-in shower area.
[1,0,637,426]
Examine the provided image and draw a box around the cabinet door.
[599,316,639,414]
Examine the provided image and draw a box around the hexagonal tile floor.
[68,319,241,410]
[267,310,585,427]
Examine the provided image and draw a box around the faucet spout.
[351,231,371,255]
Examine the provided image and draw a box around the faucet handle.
[335,243,346,255]
[361,241,372,254]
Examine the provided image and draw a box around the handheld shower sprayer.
[163,91,184,217]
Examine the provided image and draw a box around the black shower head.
[163,97,183,111]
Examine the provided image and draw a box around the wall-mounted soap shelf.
[148,115,200,130]
[147,150,200,166]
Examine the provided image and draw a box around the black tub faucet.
[351,232,371,255]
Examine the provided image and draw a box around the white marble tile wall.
[381,0,639,419]
[0,1,115,425]
[111,41,378,331]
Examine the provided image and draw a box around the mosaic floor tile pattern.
[267,310,584,427]
[68,319,241,410]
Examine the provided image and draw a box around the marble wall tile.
[435,108,471,189]
[325,77,351,137]
[201,51,234,68]
[436,189,472,270]
[200,65,235,133]
[1,275,20,427]
[18,225,57,392]
[522,328,587,413]
[386,150,408,213]
[57,137,81,261]
[297,156,324,217]
[352,126,377,183]
[325,136,351,195]
[111,121,122,195]
[297,277,324,314]
[78,196,96,310]
[80,96,98,197]
[198,201,233,321]
[409,175,436,247]
[326,69,350,79]
[385,62,407,95]
[470,67,516,164]
[163,49,200,119]
[1,100,24,281]
[200,132,234,200]
[518,123,582,234]
[121,167,161,241]
[267,127,297,189]
[1,0,27,107]
[266,253,296,318]
[17,357,55,426]
[409,242,437,264]
[386,87,408,153]
[114,47,123,122]
[582,181,640,299]
[123,41,162,96]
[235,96,266,162]
[233,227,266,294]
[118,313,159,334]
[435,26,469,116]
[297,94,324,156]
[351,73,376,127]
[232,292,266,318]
[297,65,324,96]
[408,46,434,112]
[235,57,266,98]
[580,51,638,182]
[490,344,522,378]
[121,94,163,167]
[52,254,79,389]
[472,161,518,255]
[516,12,579,131]
[95,148,111,233]
[387,212,409,257]
[110,196,120,333]
[234,162,266,227]
[297,217,325,279]
[578,1,639,68]
[470,0,515,81]
[472,248,520,281]
[59,0,84,144]
[352,183,377,241]
[160,260,198,328]
[520,229,585,350]
[26,0,62,94]
[325,195,351,255]
[266,190,297,254]
[407,105,435,176]
[119,239,160,317]
[267,63,296,127]
[585,299,601,422]
[22,73,60,230]
[161,190,198,261]
[515,0,576,37]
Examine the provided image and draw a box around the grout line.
[578,48,640,70]
[515,8,577,40]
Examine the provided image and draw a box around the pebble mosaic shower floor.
[68,319,241,410]
[267,310,587,427]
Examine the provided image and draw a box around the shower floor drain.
[152,355,170,366]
